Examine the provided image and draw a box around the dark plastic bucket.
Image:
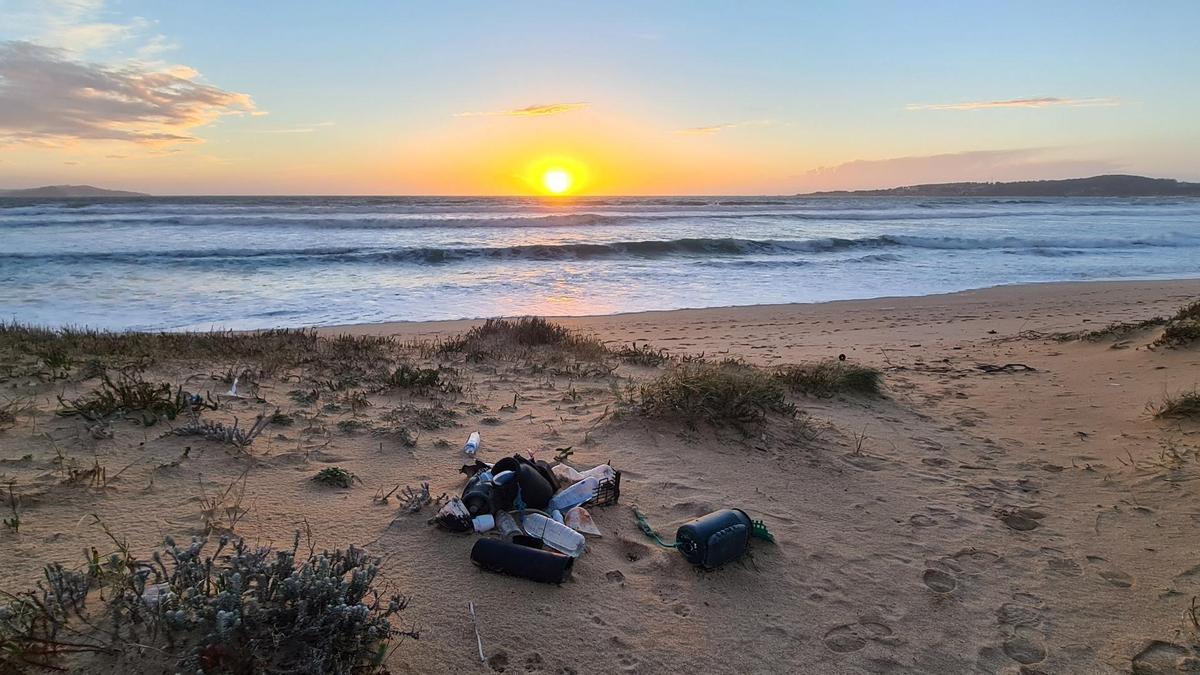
[675,509,752,569]
[470,538,574,584]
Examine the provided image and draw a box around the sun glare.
[542,168,572,194]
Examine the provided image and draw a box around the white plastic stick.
[469,601,485,662]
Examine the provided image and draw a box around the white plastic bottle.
[579,464,616,483]
[522,512,586,557]
[495,510,522,539]
[546,476,599,512]
[463,431,480,456]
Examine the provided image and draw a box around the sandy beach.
[3,278,1200,674]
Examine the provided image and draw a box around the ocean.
[1,196,1198,331]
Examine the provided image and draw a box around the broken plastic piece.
[564,506,601,536]
[434,498,473,532]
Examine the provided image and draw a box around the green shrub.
[312,466,357,488]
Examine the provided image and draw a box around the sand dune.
[2,279,1199,674]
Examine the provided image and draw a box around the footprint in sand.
[1099,569,1134,588]
[1131,641,1193,674]
[1002,636,1047,664]
[922,569,957,593]
[605,570,626,585]
[997,603,1042,628]
[523,652,546,673]
[822,621,895,653]
[909,514,936,527]
[997,507,1044,531]
[488,650,510,672]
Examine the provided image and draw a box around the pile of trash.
[433,432,620,584]
[433,432,775,584]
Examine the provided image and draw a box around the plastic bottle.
[495,510,522,540]
[546,476,599,513]
[522,512,586,557]
[463,431,481,456]
[472,514,495,533]
[551,509,564,523]
[579,464,616,483]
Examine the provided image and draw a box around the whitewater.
[1,196,1197,330]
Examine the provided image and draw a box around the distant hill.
[803,175,1200,197]
[0,185,149,198]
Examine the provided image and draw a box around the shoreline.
[321,277,1200,339]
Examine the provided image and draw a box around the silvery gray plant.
[0,532,414,674]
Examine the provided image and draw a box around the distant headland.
[0,185,149,198]
[801,175,1200,197]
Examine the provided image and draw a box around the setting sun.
[542,168,572,194]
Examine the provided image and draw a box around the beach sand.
[2,278,1199,673]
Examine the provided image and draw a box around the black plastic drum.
[675,509,752,569]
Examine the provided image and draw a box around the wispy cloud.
[4,0,151,53]
[906,96,1120,111]
[262,122,335,134]
[675,119,773,136]
[454,102,587,117]
[0,40,256,146]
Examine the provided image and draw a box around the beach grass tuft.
[1153,389,1200,419]
[1152,299,1200,348]
[1055,317,1168,342]
[438,317,607,361]
[312,466,358,488]
[613,342,672,367]
[57,372,198,424]
[775,360,883,397]
[632,360,796,430]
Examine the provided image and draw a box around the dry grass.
[437,317,607,361]
[1153,300,1200,348]
[775,360,882,397]
[57,372,200,425]
[612,342,672,367]
[0,323,398,379]
[631,360,796,430]
[1053,317,1168,342]
[1153,389,1200,419]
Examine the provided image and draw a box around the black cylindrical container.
[470,539,574,584]
[462,473,494,516]
[675,509,752,569]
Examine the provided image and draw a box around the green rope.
[632,508,680,549]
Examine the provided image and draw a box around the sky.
[0,0,1198,195]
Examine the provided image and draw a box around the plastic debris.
[564,506,601,536]
[495,510,522,540]
[551,463,584,484]
[434,498,473,532]
[470,539,574,584]
[546,476,599,512]
[463,431,481,456]
[522,512,586,557]
[675,509,753,570]
[472,514,495,533]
